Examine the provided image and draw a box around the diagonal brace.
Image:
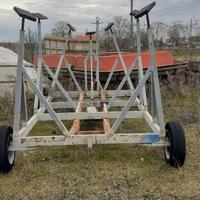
[43,60,76,110]
[63,57,82,91]
[107,58,138,109]
[104,56,119,90]
[23,69,70,137]
[109,66,152,135]
[112,33,134,90]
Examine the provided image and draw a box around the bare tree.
[140,29,148,50]
[25,29,37,62]
[168,22,188,47]
[51,21,69,37]
[100,30,114,51]
[152,22,167,48]
[112,16,129,39]
[100,16,131,51]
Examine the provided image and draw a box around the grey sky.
[0,0,199,41]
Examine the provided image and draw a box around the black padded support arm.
[85,31,96,36]
[32,13,48,20]
[13,7,36,22]
[104,22,114,32]
[67,23,76,32]
[130,1,156,19]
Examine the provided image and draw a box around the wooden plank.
[101,91,111,135]
[38,111,145,121]
[69,91,84,135]
[79,130,104,135]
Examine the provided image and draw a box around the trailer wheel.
[164,121,186,168]
[0,125,15,173]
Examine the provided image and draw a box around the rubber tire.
[164,121,186,168]
[0,125,15,173]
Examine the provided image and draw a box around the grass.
[0,68,199,199]
[173,48,200,61]
[0,130,199,199]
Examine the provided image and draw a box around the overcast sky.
[0,0,200,41]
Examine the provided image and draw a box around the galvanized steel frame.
[10,6,167,152]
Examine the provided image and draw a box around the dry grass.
[0,128,199,200]
[0,66,199,200]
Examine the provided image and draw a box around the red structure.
[34,51,180,72]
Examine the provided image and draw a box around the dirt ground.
[0,66,199,200]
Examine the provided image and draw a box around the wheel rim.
[165,145,171,160]
[164,130,171,160]
[7,135,15,164]
[8,151,14,164]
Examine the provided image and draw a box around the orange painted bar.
[34,51,175,72]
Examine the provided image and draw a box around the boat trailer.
[0,2,186,173]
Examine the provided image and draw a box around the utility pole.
[96,17,100,90]
[188,18,193,60]
[156,23,159,41]
[188,18,200,60]
[92,17,103,90]
[130,0,133,48]
[189,18,193,47]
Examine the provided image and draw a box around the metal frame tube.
[21,78,28,124]
[96,17,100,91]
[43,61,76,110]
[13,30,25,137]
[52,55,64,89]
[110,66,152,135]
[63,58,82,91]
[89,38,94,99]
[108,58,138,109]
[112,33,134,90]
[84,52,90,91]
[52,34,69,89]
[136,19,148,109]
[23,69,70,136]
[34,20,43,113]
[10,133,165,150]
[38,110,144,121]
[104,56,119,90]
[147,28,165,135]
